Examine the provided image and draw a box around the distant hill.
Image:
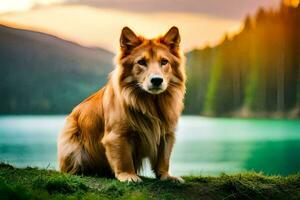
[0,24,114,114]
[184,3,300,118]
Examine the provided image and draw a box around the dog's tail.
[57,115,83,174]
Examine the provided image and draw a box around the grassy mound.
[0,163,299,200]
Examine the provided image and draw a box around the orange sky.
[0,1,284,52]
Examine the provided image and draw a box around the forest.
[184,3,300,118]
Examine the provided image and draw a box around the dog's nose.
[151,77,163,87]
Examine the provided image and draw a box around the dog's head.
[117,26,185,95]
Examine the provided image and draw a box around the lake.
[0,116,300,176]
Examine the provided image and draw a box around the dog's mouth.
[146,86,165,94]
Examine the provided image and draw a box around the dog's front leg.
[102,132,142,182]
[152,133,185,183]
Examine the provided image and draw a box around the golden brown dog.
[57,26,186,182]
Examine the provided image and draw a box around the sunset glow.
[0,0,64,13]
[284,0,300,7]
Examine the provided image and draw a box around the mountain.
[0,24,114,114]
[184,3,300,118]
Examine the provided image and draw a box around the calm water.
[0,116,300,176]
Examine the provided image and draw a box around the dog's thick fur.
[57,26,186,182]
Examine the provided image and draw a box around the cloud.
[0,0,65,13]
[65,0,281,19]
[0,0,281,19]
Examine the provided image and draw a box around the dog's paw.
[116,173,142,183]
[160,174,185,183]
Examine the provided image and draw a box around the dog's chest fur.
[123,93,182,158]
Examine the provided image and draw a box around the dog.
[57,26,186,182]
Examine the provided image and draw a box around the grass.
[0,163,300,200]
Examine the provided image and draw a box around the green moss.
[0,179,33,200]
[32,175,88,194]
[0,163,299,200]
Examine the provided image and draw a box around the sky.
[0,0,284,52]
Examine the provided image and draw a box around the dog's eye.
[161,59,169,66]
[137,59,147,66]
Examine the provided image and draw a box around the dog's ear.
[161,26,180,50]
[120,27,141,51]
